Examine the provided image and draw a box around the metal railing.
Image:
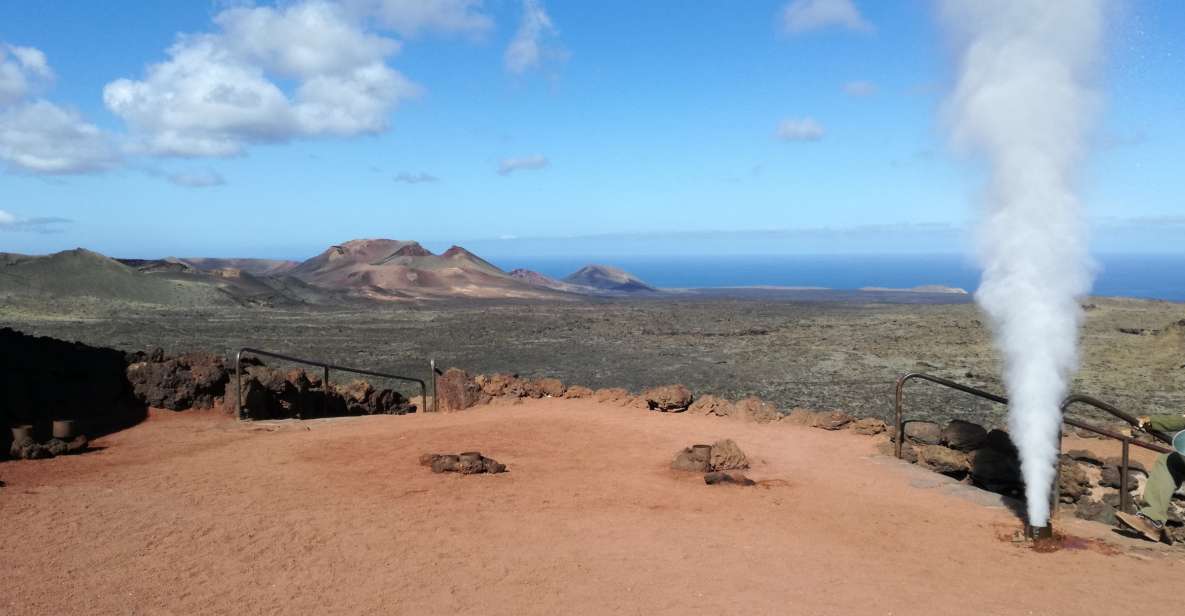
[894,372,1173,520]
[235,347,429,420]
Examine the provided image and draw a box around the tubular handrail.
[895,372,1173,518]
[236,347,428,421]
[1061,394,1173,450]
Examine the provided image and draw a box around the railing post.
[235,349,244,421]
[894,375,906,459]
[1120,439,1131,514]
[430,359,438,413]
[322,365,330,418]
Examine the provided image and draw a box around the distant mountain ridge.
[1,241,661,306]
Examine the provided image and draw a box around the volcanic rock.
[877,439,918,463]
[901,421,942,445]
[735,397,780,423]
[1074,500,1117,525]
[1066,449,1105,466]
[436,368,481,412]
[424,451,507,475]
[125,351,229,410]
[671,445,712,472]
[642,384,693,412]
[562,385,594,399]
[704,472,756,486]
[969,447,1022,493]
[594,388,631,404]
[533,378,566,398]
[708,439,750,471]
[1058,461,1092,503]
[917,445,970,477]
[1103,456,1147,474]
[940,420,988,451]
[475,373,518,397]
[687,394,733,416]
[1100,465,1141,490]
[982,429,1018,455]
[9,437,49,460]
[850,417,887,435]
[812,410,853,431]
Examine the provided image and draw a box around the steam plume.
[939,1,1104,526]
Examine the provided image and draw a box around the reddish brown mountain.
[288,239,558,300]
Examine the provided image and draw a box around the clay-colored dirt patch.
[1,400,1181,615]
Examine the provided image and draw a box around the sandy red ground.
[2,399,1181,615]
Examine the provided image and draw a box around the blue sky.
[0,0,1181,259]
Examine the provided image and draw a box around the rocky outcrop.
[562,385,594,399]
[420,451,507,474]
[641,385,693,412]
[901,421,942,445]
[687,395,733,416]
[850,417,886,435]
[436,368,482,412]
[708,439,749,471]
[735,397,780,423]
[811,410,853,431]
[940,420,988,451]
[917,445,969,477]
[125,351,229,410]
[238,365,415,420]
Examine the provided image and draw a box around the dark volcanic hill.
[563,265,657,293]
[1,249,233,306]
[179,257,299,276]
[288,239,559,300]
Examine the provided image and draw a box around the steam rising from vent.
[939,1,1104,527]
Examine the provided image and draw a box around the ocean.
[490,254,1185,302]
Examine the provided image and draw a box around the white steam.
[939,1,1104,526]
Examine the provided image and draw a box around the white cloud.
[842,80,877,96]
[103,0,420,157]
[504,0,560,75]
[497,155,548,175]
[0,42,116,175]
[347,0,493,37]
[781,0,872,34]
[775,117,825,141]
[0,100,118,175]
[0,209,72,233]
[0,43,54,105]
[168,169,225,187]
[394,171,438,183]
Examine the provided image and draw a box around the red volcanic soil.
[1,400,1179,615]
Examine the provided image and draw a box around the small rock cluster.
[236,364,417,420]
[671,439,754,485]
[420,451,507,474]
[10,434,89,460]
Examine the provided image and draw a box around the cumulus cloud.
[775,117,825,141]
[347,0,493,37]
[504,0,560,75]
[0,43,118,175]
[842,80,877,96]
[103,1,420,157]
[497,155,548,175]
[393,171,438,183]
[781,0,872,34]
[0,44,54,105]
[168,169,225,187]
[0,209,72,233]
